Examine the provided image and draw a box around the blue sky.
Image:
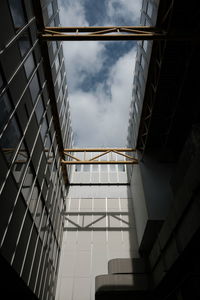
[58,0,142,147]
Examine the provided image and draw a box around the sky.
[58,0,142,147]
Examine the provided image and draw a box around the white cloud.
[59,1,88,26]
[70,48,136,147]
[63,41,106,90]
[58,0,140,146]
[104,0,142,25]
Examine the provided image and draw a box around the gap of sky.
[58,0,142,147]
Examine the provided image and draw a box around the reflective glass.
[118,164,125,172]
[35,96,44,124]
[52,42,57,54]
[8,0,26,28]
[35,198,43,229]
[40,117,48,142]
[147,2,153,17]
[29,184,39,216]
[54,56,59,73]
[0,92,12,133]
[92,165,98,172]
[18,31,31,57]
[83,165,90,172]
[47,2,53,18]
[75,165,81,172]
[29,73,40,104]
[24,53,35,78]
[0,72,3,89]
[0,116,21,164]
[21,166,34,202]
[12,142,28,184]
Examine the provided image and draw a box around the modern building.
[56,154,138,300]
[0,0,73,299]
[1,0,200,299]
[95,0,200,299]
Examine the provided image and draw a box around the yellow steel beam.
[61,160,137,164]
[62,148,138,164]
[64,148,136,152]
[41,26,166,41]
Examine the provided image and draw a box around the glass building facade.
[0,0,73,299]
[127,0,159,149]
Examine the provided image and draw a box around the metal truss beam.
[62,148,138,165]
[41,26,167,41]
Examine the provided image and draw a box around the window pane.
[29,73,40,103]
[47,3,53,19]
[35,96,44,124]
[24,53,35,78]
[83,165,90,172]
[29,185,39,216]
[21,166,34,202]
[54,56,59,73]
[147,3,153,17]
[18,31,31,57]
[40,117,48,142]
[0,92,12,133]
[118,164,125,172]
[75,165,81,172]
[101,165,107,172]
[12,142,28,184]
[35,198,43,229]
[52,42,57,54]
[8,0,26,28]
[110,165,116,172]
[92,165,98,172]
[0,72,3,89]
[0,117,21,164]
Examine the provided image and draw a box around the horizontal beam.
[43,26,158,32]
[41,26,166,41]
[64,148,136,152]
[61,160,137,164]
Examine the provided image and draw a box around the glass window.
[57,72,62,88]
[0,92,12,133]
[147,2,153,18]
[47,2,53,18]
[29,73,40,104]
[34,198,43,229]
[92,164,98,172]
[8,0,26,28]
[118,164,125,172]
[54,56,59,73]
[110,164,116,172]
[12,142,28,184]
[50,19,55,27]
[135,102,139,114]
[0,72,3,89]
[75,165,81,172]
[40,116,48,142]
[18,31,31,57]
[35,96,44,124]
[0,116,21,164]
[52,42,57,54]
[143,40,148,52]
[101,165,107,172]
[24,53,35,78]
[83,165,90,172]
[29,184,39,216]
[21,166,34,202]
[141,55,146,70]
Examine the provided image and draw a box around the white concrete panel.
[73,277,91,300]
[61,250,76,276]
[57,277,73,300]
[74,250,91,276]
